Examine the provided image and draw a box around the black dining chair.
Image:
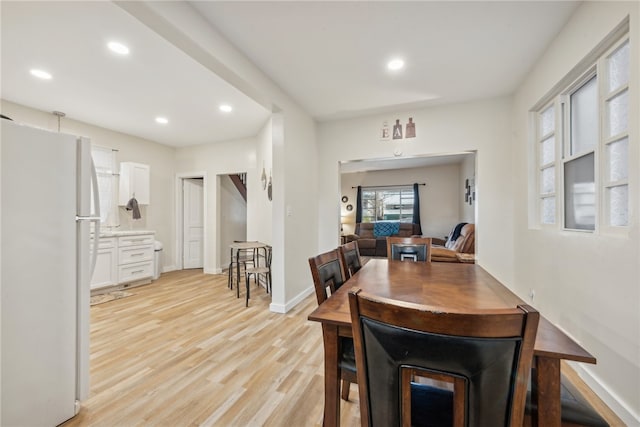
[308,249,357,401]
[348,288,539,427]
[386,237,432,262]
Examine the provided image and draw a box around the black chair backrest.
[308,249,347,305]
[387,237,432,262]
[349,289,539,427]
[339,241,362,279]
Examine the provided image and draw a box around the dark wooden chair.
[339,241,363,279]
[386,236,432,262]
[348,288,539,427]
[308,249,357,401]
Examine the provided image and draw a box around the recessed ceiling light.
[155,117,168,125]
[107,41,130,55]
[219,104,233,113]
[387,59,405,71]
[30,69,52,80]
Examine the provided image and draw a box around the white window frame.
[361,186,414,223]
[532,27,630,235]
[91,145,119,228]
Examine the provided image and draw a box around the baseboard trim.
[204,267,222,274]
[269,286,314,314]
[571,362,639,426]
[162,265,177,273]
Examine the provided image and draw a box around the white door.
[183,178,204,269]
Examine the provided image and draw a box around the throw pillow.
[374,222,400,237]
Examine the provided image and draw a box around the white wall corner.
[269,286,315,314]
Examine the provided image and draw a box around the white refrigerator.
[1,120,99,426]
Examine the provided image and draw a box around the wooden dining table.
[308,259,596,427]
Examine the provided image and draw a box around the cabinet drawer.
[119,235,154,247]
[118,261,153,284]
[97,237,116,249]
[119,245,153,264]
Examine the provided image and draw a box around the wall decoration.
[346,204,353,211]
[260,165,267,190]
[464,178,475,206]
[392,119,403,139]
[380,121,390,141]
[267,171,272,201]
[341,196,348,203]
[405,117,416,138]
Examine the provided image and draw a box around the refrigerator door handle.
[89,158,100,277]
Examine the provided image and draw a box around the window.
[91,146,119,227]
[361,187,414,223]
[534,33,630,231]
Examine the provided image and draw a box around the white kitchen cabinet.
[117,234,154,285]
[119,162,150,205]
[90,232,155,291]
[90,237,117,290]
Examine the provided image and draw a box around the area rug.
[90,290,134,306]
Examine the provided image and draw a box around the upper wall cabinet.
[119,162,150,205]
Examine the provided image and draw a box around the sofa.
[430,223,475,262]
[345,222,421,257]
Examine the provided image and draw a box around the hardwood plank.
[63,270,359,427]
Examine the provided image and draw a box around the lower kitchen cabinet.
[90,237,117,290]
[90,232,155,291]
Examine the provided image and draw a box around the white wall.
[248,118,273,246]
[1,99,177,272]
[340,164,463,239]
[460,154,476,223]
[512,2,639,424]
[174,136,257,274]
[318,98,514,284]
[219,175,247,268]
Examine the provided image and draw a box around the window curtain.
[413,183,422,235]
[355,185,363,223]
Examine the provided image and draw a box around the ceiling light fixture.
[30,69,52,80]
[387,59,405,71]
[155,117,168,125]
[219,104,233,113]
[107,41,130,55]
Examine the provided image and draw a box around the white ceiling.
[1,1,579,147]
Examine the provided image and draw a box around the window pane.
[608,185,628,226]
[539,105,554,137]
[570,76,598,155]
[541,197,555,224]
[541,136,555,165]
[564,153,595,230]
[541,166,555,194]
[607,137,628,182]
[361,188,413,223]
[606,90,628,137]
[608,41,629,92]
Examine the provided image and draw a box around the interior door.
[183,178,204,269]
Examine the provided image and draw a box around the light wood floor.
[64,270,360,427]
[64,270,623,427]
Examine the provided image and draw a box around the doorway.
[176,173,207,271]
[183,178,204,269]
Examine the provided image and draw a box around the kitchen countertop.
[99,230,155,237]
